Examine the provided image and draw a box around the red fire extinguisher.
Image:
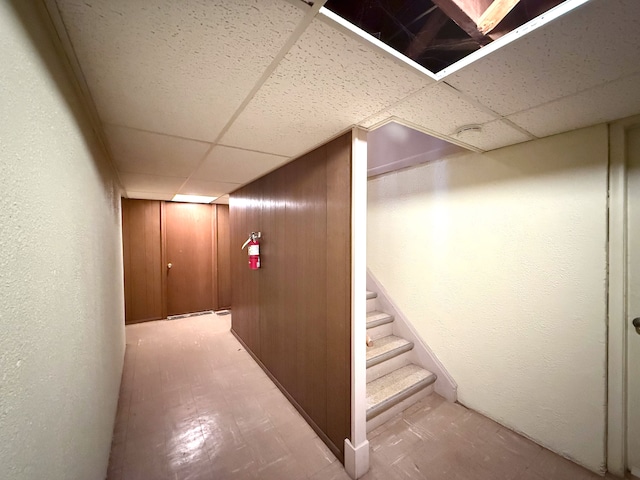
[241,232,261,270]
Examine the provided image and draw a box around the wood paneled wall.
[230,133,352,461]
[121,200,231,323]
[215,205,231,309]
[122,199,163,324]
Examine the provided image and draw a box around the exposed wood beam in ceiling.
[324,0,571,72]
[423,37,481,52]
[477,0,521,34]
[431,0,493,46]
[447,0,494,21]
[404,8,450,61]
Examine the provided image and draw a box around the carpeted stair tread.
[366,335,413,368]
[366,311,394,329]
[366,364,436,420]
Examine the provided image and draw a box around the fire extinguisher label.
[248,245,259,256]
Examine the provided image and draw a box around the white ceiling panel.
[361,83,498,136]
[119,172,186,194]
[194,146,289,184]
[444,0,640,116]
[104,124,210,177]
[507,73,640,138]
[55,0,306,141]
[454,120,533,152]
[220,17,431,157]
[125,191,174,201]
[46,0,640,199]
[214,195,230,205]
[179,179,241,198]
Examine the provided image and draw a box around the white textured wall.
[0,2,125,479]
[367,125,608,473]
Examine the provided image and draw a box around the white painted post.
[344,127,370,479]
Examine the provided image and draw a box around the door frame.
[607,114,640,476]
[160,201,219,317]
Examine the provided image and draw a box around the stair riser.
[367,323,393,342]
[366,384,434,433]
[366,297,377,313]
[367,341,413,369]
[367,351,412,383]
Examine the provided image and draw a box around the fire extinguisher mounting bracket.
[241,231,261,250]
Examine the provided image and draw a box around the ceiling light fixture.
[171,194,217,204]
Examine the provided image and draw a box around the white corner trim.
[344,438,370,479]
[607,114,640,476]
[350,127,369,476]
[607,119,627,477]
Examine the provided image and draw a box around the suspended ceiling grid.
[48,0,640,201]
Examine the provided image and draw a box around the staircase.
[366,290,437,432]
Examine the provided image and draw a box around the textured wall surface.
[0,2,125,479]
[367,125,608,473]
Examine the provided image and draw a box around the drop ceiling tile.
[194,145,288,184]
[445,0,640,116]
[56,0,305,141]
[360,113,393,130]
[455,120,533,151]
[361,83,498,136]
[125,191,174,201]
[221,17,430,157]
[507,73,640,138]
[214,195,230,205]
[104,124,210,177]
[119,172,186,194]
[179,179,241,198]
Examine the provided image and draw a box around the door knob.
[633,317,640,334]
[167,263,172,269]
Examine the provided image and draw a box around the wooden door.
[627,125,640,476]
[122,199,163,324]
[165,202,215,316]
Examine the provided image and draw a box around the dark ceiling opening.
[324,0,566,73]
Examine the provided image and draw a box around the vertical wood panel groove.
[216,205,231,309]
[230,133,352,461]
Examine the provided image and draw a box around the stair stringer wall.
[366,268,457,402]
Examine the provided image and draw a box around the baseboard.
[230,328,344,464]
[124,315,163,325]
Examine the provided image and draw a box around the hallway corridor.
[107,314,613,480]
[107,313,343,480]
